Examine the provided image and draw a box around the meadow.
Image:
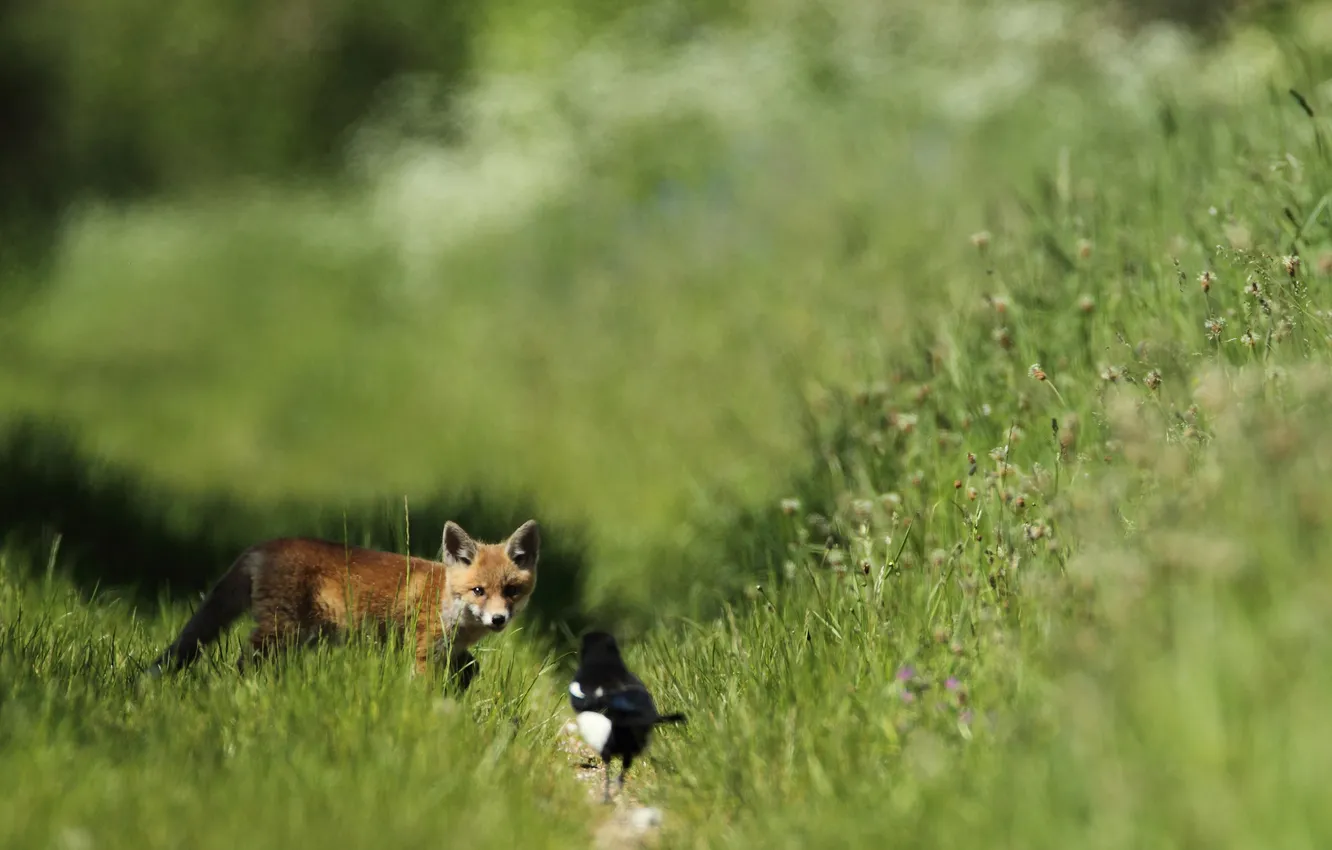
[2,0,1331,847]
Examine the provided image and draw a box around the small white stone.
[629,807,663,831]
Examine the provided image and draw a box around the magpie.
[568,630,686,803]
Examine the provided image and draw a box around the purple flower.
[896,665,915,682]
[901,690,916,703]
[945,677,960,691]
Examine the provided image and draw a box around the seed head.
[1283,255,1301,277]
[1144,369,1162,391]
[1099,364,1122,383]
[1244,278,1262,298]
[1204,317,1226,340]
[1240,331,1257,348]
[1076,239,1093,259]
[1198,270,1216,292]
[780,498,801,516]
[971,230,992,250]
[1028,363,1047,381]
[1077,294,1095,314]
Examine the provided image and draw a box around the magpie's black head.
[579,630,621,659]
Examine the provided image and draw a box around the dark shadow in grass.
[0,416,595,641]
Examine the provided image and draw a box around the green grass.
[0,559,590,849]
[5,0,1332,847]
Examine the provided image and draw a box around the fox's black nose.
[490,613,507,627]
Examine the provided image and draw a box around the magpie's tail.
[655,712,687,725]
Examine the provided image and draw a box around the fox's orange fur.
[149,519,540,690]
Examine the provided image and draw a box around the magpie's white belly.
[575,711,613,753]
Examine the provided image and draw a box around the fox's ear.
[506,520,541,569]
[442,521,478,566]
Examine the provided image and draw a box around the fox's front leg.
[413,628,433,678]
[412,629,470,685]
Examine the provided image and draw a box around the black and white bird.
[568,630,686,803]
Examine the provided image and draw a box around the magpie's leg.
[602,758,613,804]
[618,754,634,797]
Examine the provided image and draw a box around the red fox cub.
[148,519,540,690]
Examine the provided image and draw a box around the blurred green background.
[0,0,1306,627]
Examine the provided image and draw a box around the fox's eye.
[502,585,521,599]
[471,586,485,597]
